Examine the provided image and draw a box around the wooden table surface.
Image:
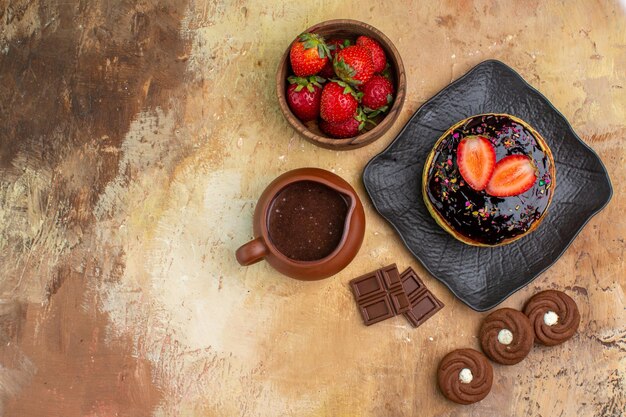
[1,1,624,416]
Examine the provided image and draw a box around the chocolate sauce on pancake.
[268,181,349,261]
[425,114,554,245]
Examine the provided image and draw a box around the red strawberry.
[320,117,361,138]
[361,75,394,112]
[286,76,324,122]
[320,80,359,123]
[486,155,537,197]
[289,33,330,77]
[320,107,373,138]
[356,35,387,73]
[319,38,350,78]
[334,45,375,85]
[457,135,496,191]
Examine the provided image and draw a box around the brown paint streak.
[4,260,161,417]
[0,0,189,207]
[1,0,190,415]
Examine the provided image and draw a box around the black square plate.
[362,60,612,311]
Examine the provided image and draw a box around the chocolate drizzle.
[425,114,554,245]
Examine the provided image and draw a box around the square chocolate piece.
[390,288,411,313]
[350,272,385,301]
[403,291,444,328]
[350,264,411,326]
[359,296,395,325]
[400,267,427,300]
[380,264,402,288]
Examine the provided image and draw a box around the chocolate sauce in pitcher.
[268,181,349,261]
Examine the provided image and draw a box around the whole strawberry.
[320,107,373,138]
[286,76,324,122]
[289,33,331,77]
[333,45,375,85]
[356,36,387,73]
[361,75,394,112]
[320,80,359,123]
[319,38,351,78]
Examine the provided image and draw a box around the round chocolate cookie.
[437,348,493,405]
[523,290,580,346]
[479,308,534,365]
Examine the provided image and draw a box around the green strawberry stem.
[381,62,393,80]
[363,105,389,118]
[298,33,331,59]
[287,75,325,92]
[354,107,377,131]
[334,57,360,85]
[331,79,360,101]
[328,39,351,52]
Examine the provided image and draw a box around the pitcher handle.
[236,237,269,266]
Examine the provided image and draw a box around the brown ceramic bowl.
[235,168,365,280]
[276,19,406,150]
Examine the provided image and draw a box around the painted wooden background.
[0,0,624,416]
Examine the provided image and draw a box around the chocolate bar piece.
[350,264,410,326]
[401,267,444,328]
[404,290,444,328]
[359,297,394,324]
[400,267,426,300]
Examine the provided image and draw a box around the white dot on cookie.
[543,311,559,326]
[459,368,473,384]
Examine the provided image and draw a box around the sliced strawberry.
[486,155,537,197]
[457,135,496,191]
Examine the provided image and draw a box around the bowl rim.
[276,18,406,150]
